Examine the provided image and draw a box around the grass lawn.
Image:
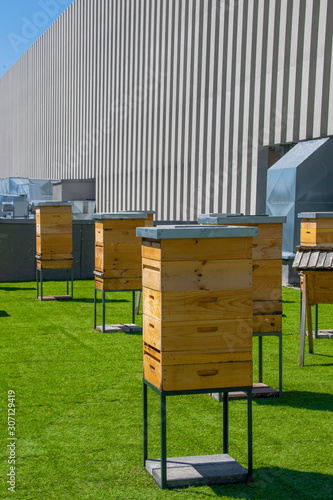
[0,280,332,499]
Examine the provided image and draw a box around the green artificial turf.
[0,281,332,499]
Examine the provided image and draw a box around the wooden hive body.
[140,229,256,392]
[36,204,73,269]
[300,217,333,247]
[94,212,154,291]
[198,215,285,334]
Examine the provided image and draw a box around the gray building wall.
[0,219,95,282]
[0,0,333,219]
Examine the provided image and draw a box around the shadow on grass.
[0,286,36,291]
[209,467,333,499]
[72,298,131,304]
[0,310,10,317]
[255,391,333,412]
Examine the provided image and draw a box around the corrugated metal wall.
[0,0,332,219]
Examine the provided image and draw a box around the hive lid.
[198,213,286,224]
[34,201,73,207]
[136,224,258,239]
[298,212,333,219]
[118,210,155,215]
[94,211,150,220]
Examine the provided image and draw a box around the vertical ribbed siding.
[0,0,333,218]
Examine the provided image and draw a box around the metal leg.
[299,275,307,366]
[40,268,43,301]
[143,382,148,467]
[135,290,141,315]
[94,288,97,329]
[247,389,253,481]
[279,332,283,397]
[36,267,39,299]
[160,393,167,489]
[223,391,228,454]
[132,290,136,324]
[307,303,314,354]
[258,336,263,383]
[66,269,69,296]
[71,268,74,299]
[102,291,106,333]
[315,304,318,339]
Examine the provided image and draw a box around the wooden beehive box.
[94,211,154,291]
[137,224,258,392]
[299,212,333,247]
[35,201,73,269]
[198,214,286,334]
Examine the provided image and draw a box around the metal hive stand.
[36,260,73,301]
[143,380,253,489]
[94,287,142,333]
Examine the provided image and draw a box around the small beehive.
[137,224,258,392]
[94,211,154,291]
[35,201,73,269]
[198,214,286,334]
[299,212,333,247]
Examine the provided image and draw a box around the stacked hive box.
[198,214,286,335]
[94,211,154,291]
[297,212,333,304]
[35,201,73,269]
[137,224,258,392]
[299,212,333,247]
[294,212,333,364]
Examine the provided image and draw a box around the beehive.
[137,224,258,392]
[198,214,286,334]
[94,211,154,291]
[35,201,73,269]
[299,212,333,247]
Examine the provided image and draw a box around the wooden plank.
[162,350,252,365]
[143,343,161,362]
[97,243,143,271]
[38,205,72,214]
[252,260,282,301]
[308,251,320,268]
[317,218,333,229]
[239,223,283,240]
[143,315,252,352]
[252,238,282,260]
[160,360,253,391]
[253,300,282,314]
[143,354,162,390]
[141,240,162,260]
[38,234,72,255]
[95,276,142,291]
[299,252,311,268]
[308,271,333,304]
[37,212,72,233]
[142,237,253,262]
[293,251,303,268]
[101,228,141,244]
[37,252,73,260]
[37,259,73,269]
[300,223,316,246]
[143,288,253,322]
[317,252,327,268]
[142,258,252,292]
[95,218,148,229]
[102,268,142,279]
[323,251,333,268]
[316,229,333,246]
[253,314,282,333]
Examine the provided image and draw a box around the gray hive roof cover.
[293,247,333,270]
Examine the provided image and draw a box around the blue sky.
[0,0,75,79]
